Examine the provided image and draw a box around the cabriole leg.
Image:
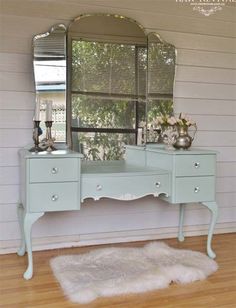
[17,204,26,256]
[23,212,44,280]
[178,203,185,242]
[202,201,218,259]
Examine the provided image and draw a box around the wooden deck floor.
[0,233,235,307]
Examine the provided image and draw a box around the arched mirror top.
[32,14,176,158]
[68,14,147,44]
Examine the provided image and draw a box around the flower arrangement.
[153,113,196,128]
[140,113,197,148]
[148,113,197,149]
[154,115,177,127]
[176,113,196,128]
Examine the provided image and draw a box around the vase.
[173,125,197,150]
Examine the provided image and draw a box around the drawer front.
[175,155,215,176]
[29,182,79,212]
[30,158,79,183]
[175,176,215,203]
[82,174,169,201]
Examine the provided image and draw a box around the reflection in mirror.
[33,24,67,142]
[68,15,147,160]
[146,33,176,143]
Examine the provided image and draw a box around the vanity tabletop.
[81,160,169,177]
[19,149,84,159]
[145,145,217,155]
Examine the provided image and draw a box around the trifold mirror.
[33,14,176,160]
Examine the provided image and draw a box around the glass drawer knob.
[194,162,200,168]
[51,167,58,174]
[96,184,102,191]
[51,195,58,201]
[194,187,200,193]
[155,182,161,188]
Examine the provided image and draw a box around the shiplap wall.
[0,0,235,253]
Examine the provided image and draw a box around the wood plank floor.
[0,233,235,307]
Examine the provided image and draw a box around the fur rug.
[50,242,218,304]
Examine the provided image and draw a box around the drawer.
[175,176,215,203]
[29,158,79,183]
[81,174,169,201]
[175,155,215,177]
[29,182,79,212]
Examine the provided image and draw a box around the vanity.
[18,145,218,279]
[18,13,218,279]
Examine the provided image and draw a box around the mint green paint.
[17,204,26,256]
[202,201,218,259]
[18,147,218,279]
[23,212,44,280]
[29,182,79,212]
[178,203,185,242]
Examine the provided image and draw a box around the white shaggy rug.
[50,242,218,304]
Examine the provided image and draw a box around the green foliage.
[75,132,135,161]
[147,99,174,123]
[148,42,176,94]
[71,39,175,160]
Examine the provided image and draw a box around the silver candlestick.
[29,120,44,152]
[44,121,57,152]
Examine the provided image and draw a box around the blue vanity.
[18,146,218,279]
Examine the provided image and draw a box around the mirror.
[32,15,176,159]
[67,15,147,160]
[146,33,176,143]
[33,24,67,142]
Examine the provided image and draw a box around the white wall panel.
[0,129,32,147]
[0,35,32,54]
[0,148,20,167]
[0,110,33,128]
[216,177,236,193]
[177,49,236,69]
[0,52,32,73]
[0,91,35,110]
[216,192,236,209]
[194,131,236,147]
[176,66,236,85]
[0,72,34,92]
[191,115,236,131]
[49,0,236,23]
[175,98,236,116]
[156,30,236,53]
[0,185,19,204]
[175,82,236,100]
[0,0,235,252]
[0,204,17,222]
[217,162,236,177]
[1,14,66,39]
[0,167,19,185]
[216,148,236,162]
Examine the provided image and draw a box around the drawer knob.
[155,182,161,188]
[194,187,200,193]
[51,195,58,201]
[194,162,200,168]
[51,167,58,174]
[96,184,102,191]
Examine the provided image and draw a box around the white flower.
[167,116,177,125]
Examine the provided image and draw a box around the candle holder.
[29,120,44,153]
[44,121,57,152]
